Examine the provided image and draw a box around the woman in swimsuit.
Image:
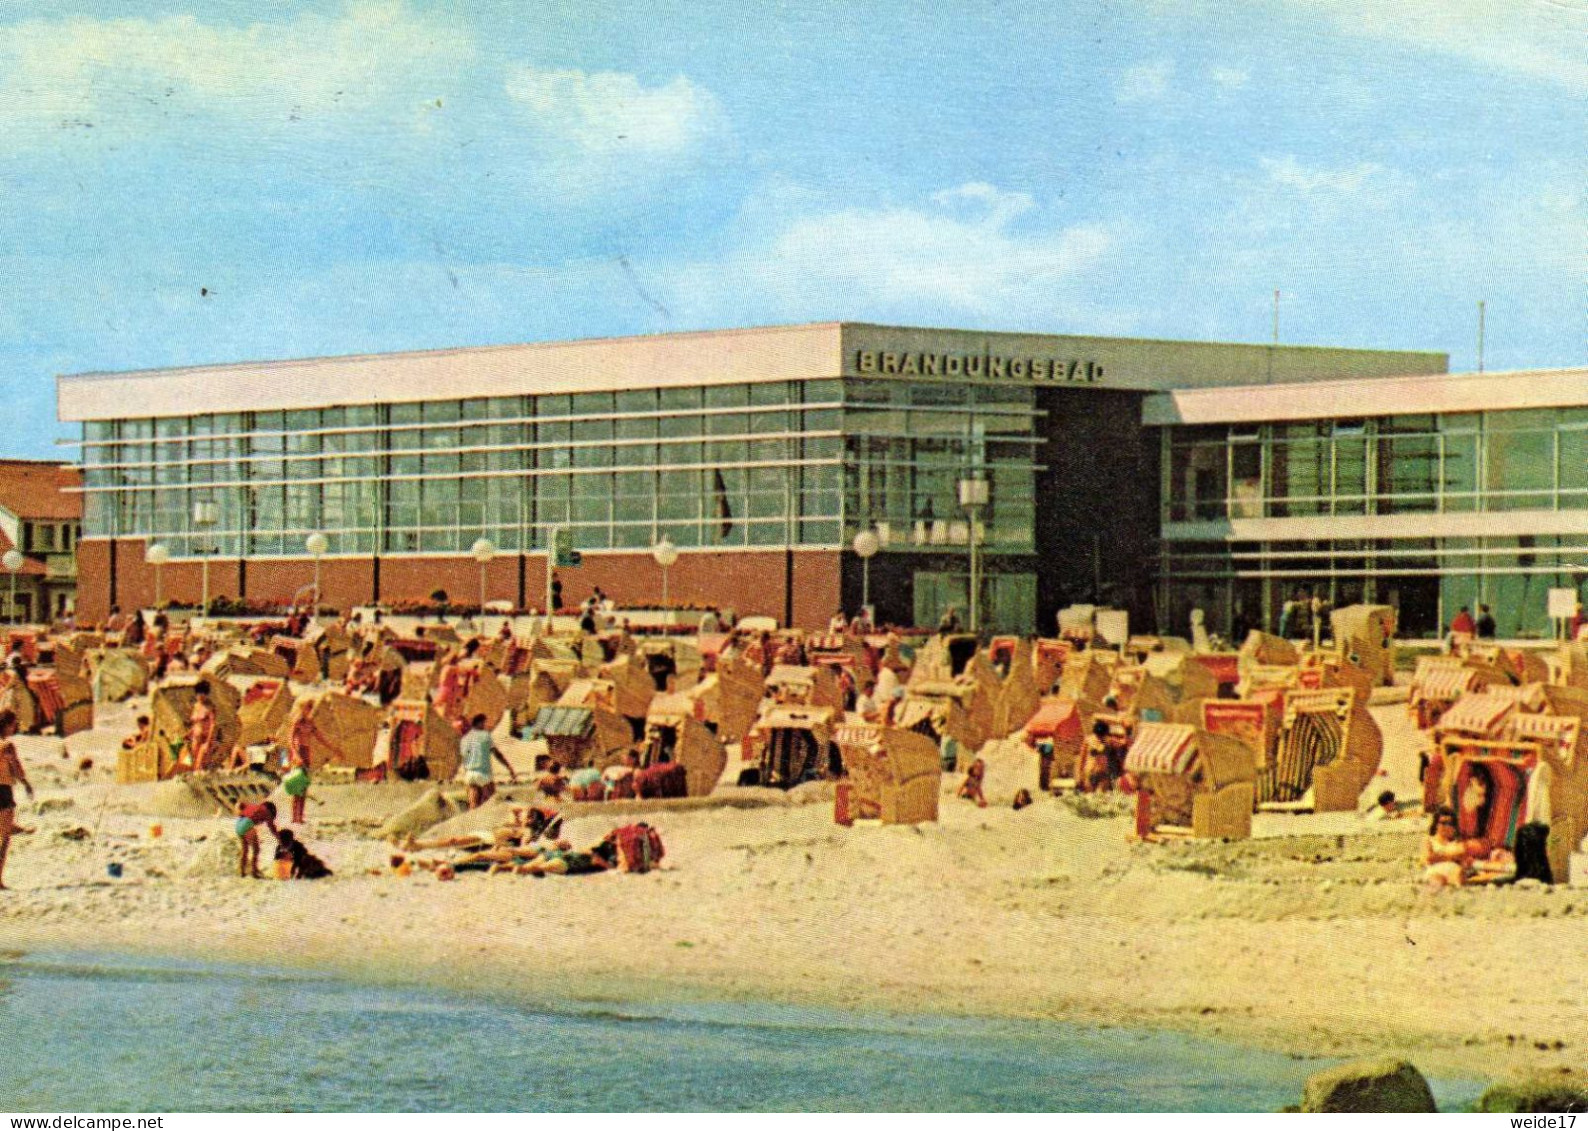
[0,709,36,890]
[1422,807,1469,888]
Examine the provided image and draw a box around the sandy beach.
[2,696,1583,1085]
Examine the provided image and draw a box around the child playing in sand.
[958,757,988,807]
[234,800,279,879]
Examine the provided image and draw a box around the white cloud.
[659,184,1121,326]
[0,2,472,144]
[930,182,1035,225]
[504,67,724,156]
[1306,0,1588,93]
[1260,155,1387,195]
[1116,60,1175,103]
[1210,65,1250,89]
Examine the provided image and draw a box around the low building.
[0,459,83,624]
[57,322,1449,631]
[1149,365,1588,640]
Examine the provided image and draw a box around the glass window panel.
[704,384,748,408]
[749,382,789,406]
[1485,428,1553,510]
[1560,429,1588,504]
[659,387,701,412]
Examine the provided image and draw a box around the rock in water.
[1477,1070,1588,1113]
[1301,1059,1437,1113]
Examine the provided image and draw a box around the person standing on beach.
[186,681,218,772]
[0,710,35,890]
[460,713,516,809]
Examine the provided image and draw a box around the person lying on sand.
[399,833,491,852]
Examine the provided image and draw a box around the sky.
[1,0,1583,457]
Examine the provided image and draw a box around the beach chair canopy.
[1124,722,1199,776]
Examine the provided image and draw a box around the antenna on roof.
[1477,300,1486,375]
[1266,289,1280,384]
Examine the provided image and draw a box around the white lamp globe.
[852,530,881,559]
[304,532,329,556]
[471,538,496,563]
[2,550,23,573]
[651,539,679,569]
[144,543,170,566]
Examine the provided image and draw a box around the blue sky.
[2,0,1583,456]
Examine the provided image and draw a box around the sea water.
[0,952,1483,1113]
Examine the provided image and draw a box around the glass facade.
[1161,407,1588,639]
[78,376,1043,561]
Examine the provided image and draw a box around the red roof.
[0,461,80,521]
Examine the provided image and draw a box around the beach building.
[1150,366,1588,640]
[52,322,1524,633]
[0,459,82,624]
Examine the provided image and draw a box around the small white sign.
[1548,588,1579,619]
[1095,609,1130,646]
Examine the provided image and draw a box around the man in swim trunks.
[0,709,36,890]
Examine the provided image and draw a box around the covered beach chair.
[146,675,242,778]
[88,648,149,703]
[765,663,844,711]
[1434,736,1540,878]
[530,692,634,770]
[834,722,941,826]
[236,678,295,749]
[1124,722,1255,840]
[600,652,659,721]
[1023,696,1084,786]
[1329,604,1398,688]
[276,690,383,771]
[387,698,460,781]
[990,637,1043,739]
[1258,686,1381,812]
[640,692,726,798]
[1408,658,1486,731]
[742,703,842,788]
[690,653,764,745]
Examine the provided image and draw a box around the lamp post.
[144,542,169,612]
[192,499,218,619]
[304,532,328,614]
[852,528,880,617]
[471,538,495,628]
[2,550,23,626]
[652,538,679,607]
[957,478,989,634]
